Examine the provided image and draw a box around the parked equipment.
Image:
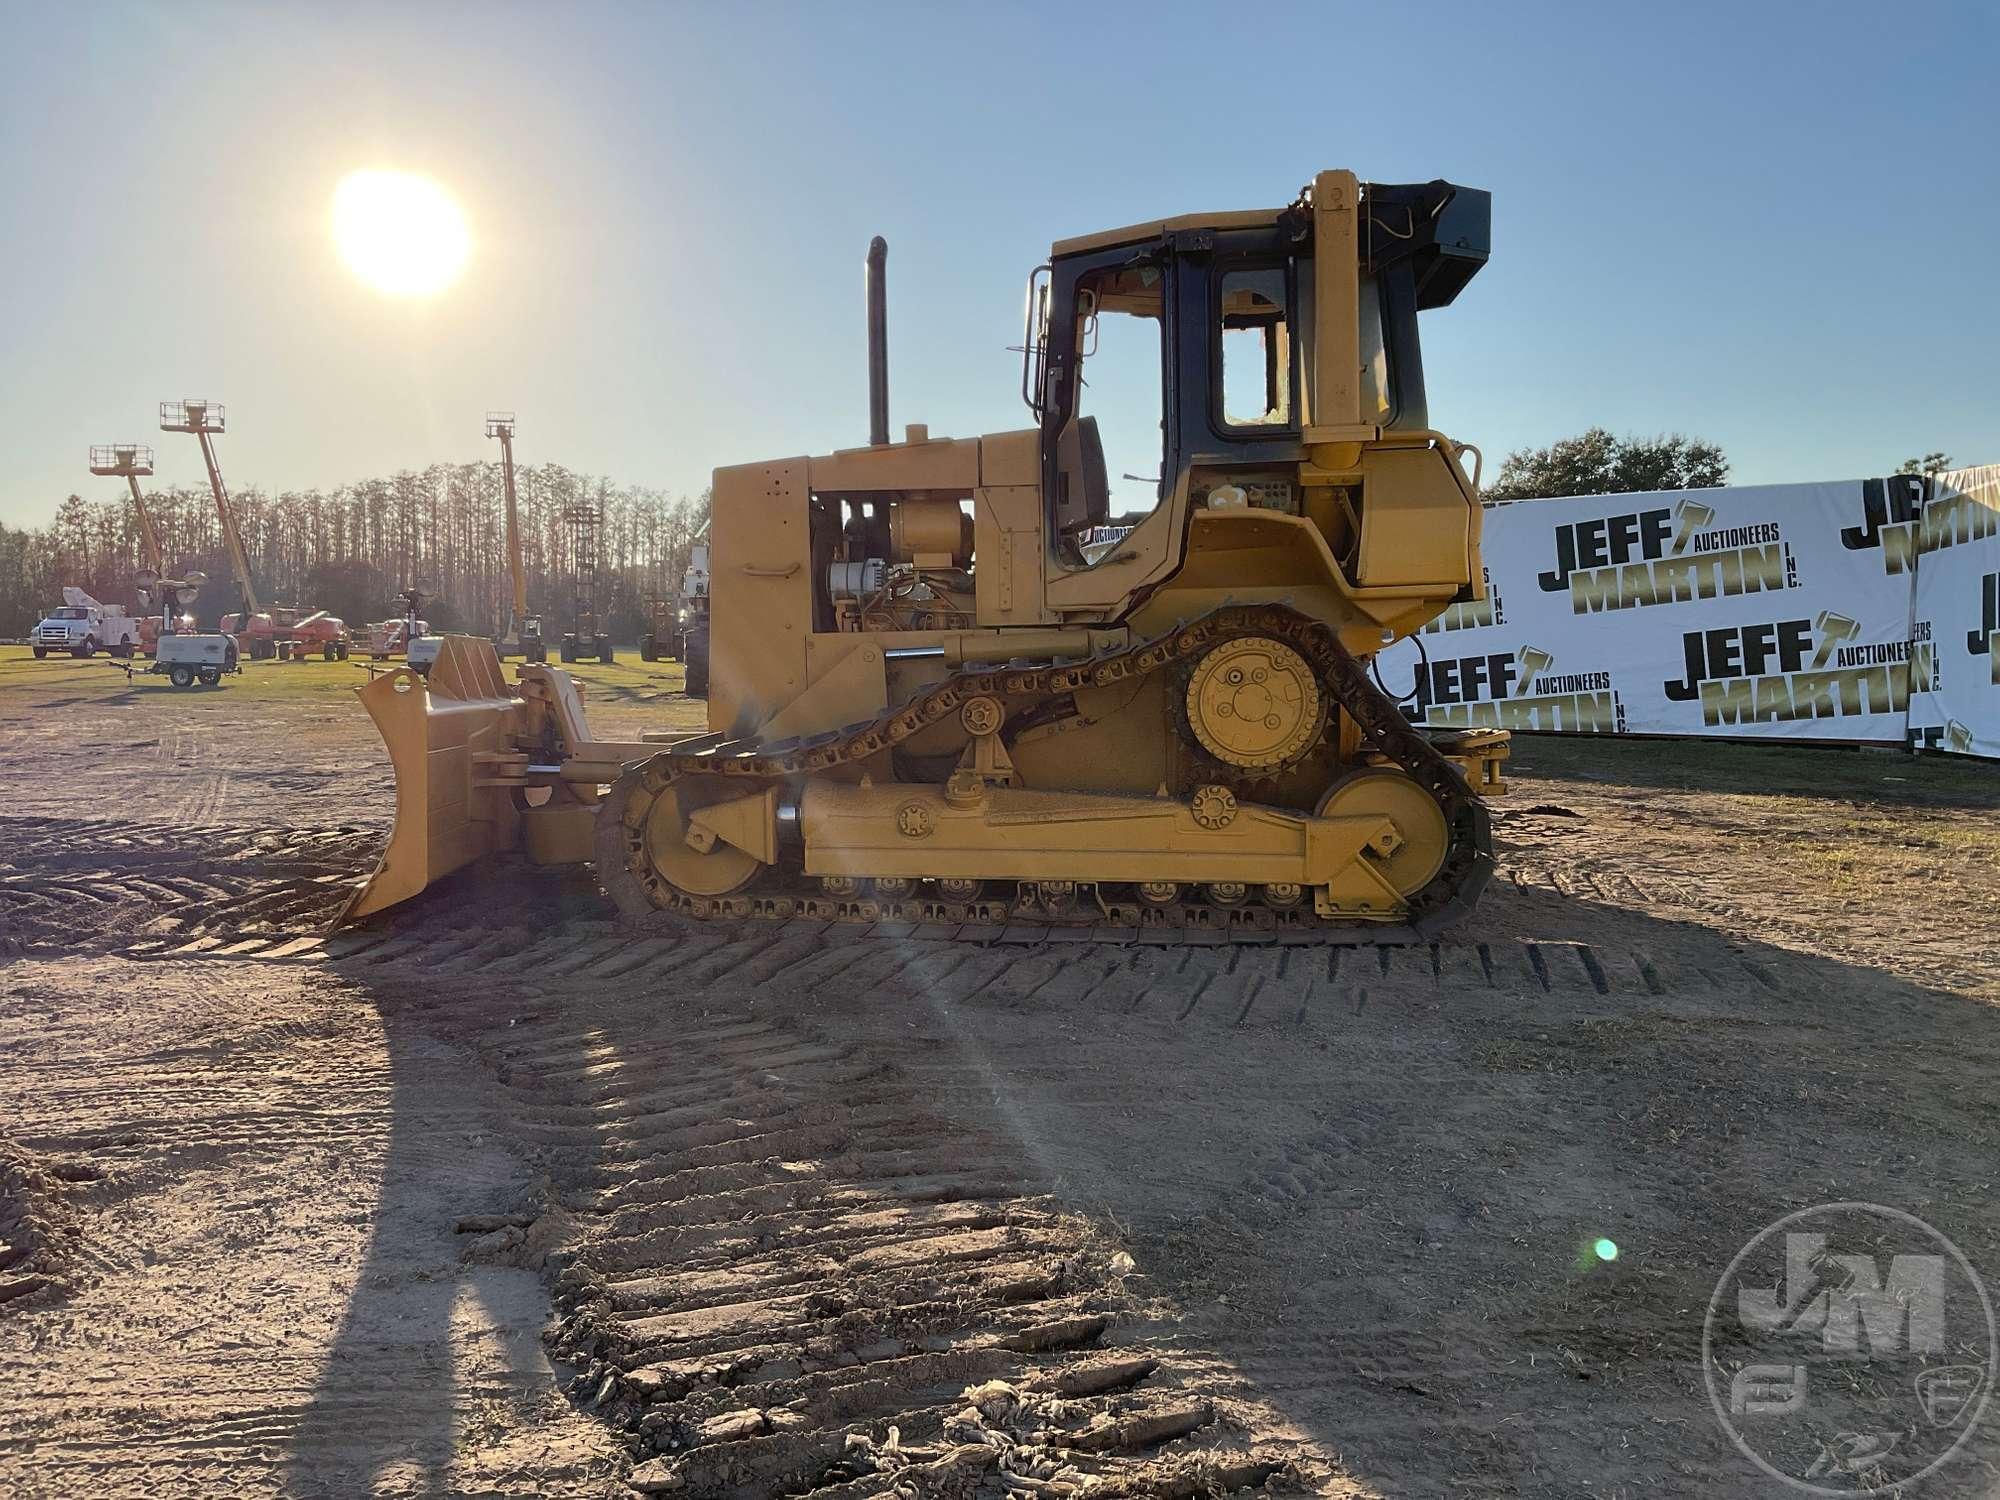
[159,399,270,649]
[362,613,426,659]
[680,527,710,697]
[220,605,351,661]
[488,412,547,663]
[287,609,352,660]
[159,400,345,661]
[558,497,614,663]
[393,590,442,675]
[637,596,681,664]
[31,588,140,659]
[89,443,165,621]
[344,170,1507,941]
[137,571,240,688]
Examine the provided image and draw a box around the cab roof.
[1050,207,1285,259]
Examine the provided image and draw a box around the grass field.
[0,641,702,722]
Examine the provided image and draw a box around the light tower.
[89,443,163,587]
[486,411,544,661]
[558,496,612,664]
[160,400,262,639]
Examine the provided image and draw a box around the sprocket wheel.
[1184,637,1325,770]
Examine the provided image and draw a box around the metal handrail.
[89,443,154,475]
[159,399,225,433]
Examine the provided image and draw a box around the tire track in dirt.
[0,815,373,953]
[0,1143,84,1307]
[340,931,1314,1497]
[0,954,622,1499]
[15,831,2000,1495]
[154,721,226,827]
[266,898,1782,1498]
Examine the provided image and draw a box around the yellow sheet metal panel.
[1042,475,1195,616]
[972,486,1051,625]
[1008,671,1171,796]
[978,428,1040,488]
[709,458,813,733]
[1354,445,1476,589]
[769,637,889,741]
[807,435,980,493]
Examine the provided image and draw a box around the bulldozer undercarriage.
[593,604,1501,942]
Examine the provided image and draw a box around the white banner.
[1907,465,2000,758]
[1392,477,1938,745]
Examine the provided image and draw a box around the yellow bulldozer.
[343,169,1507,940]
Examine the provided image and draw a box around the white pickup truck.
[31,589,140,658]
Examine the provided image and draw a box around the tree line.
[1481,428,1729,501]
[1483,428,1962,500]
[16,428,1942,636]
[0,462,711,640]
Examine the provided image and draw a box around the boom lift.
[158,400,348,660]
[344,170,1507,940]
[488,412,546,663]
[160,400,253,620]
[90,442,163,581]
[160,400,269,656]
[89,443,175,653]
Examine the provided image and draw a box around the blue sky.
[1,0,1992,528]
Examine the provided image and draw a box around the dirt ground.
[2,644,1998,1498]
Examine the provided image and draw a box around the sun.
[332,170,470,297]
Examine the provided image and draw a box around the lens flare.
[332,170,470,297]
[1594,1237,1620,1262]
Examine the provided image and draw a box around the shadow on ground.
[1511,732,1996,810]
[292,866,2000,1497]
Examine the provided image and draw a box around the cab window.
[1218,265,1295,430]
[1074,263,1166,520]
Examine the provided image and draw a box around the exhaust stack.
[866,236,889,445]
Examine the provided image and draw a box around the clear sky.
[2,0,1992,530]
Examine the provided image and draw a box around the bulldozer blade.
[339,637,527,927]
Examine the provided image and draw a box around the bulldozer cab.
[689,170,1495,738]
[1028,172,1490,575]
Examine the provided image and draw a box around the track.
[0,815,373,952]
[600,604,1497,940]
[483,981,1291,1496]
[76,903,1691,1498]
